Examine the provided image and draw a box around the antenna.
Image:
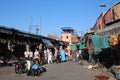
[36,25,39,34]
[4,16,8,26]
[40,16,42,35]
[29,16,33,33]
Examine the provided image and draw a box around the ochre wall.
[114,2,120,20]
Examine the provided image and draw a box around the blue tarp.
[41,38,54,48]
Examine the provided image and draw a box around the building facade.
[61,27,79,44]
[91,2,120,31]
[61,32,79,44]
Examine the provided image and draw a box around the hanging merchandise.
[109,35,119,46]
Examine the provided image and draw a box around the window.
[66,36,68,39]
[66,36,69,42]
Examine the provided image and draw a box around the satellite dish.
[100,4,106,7]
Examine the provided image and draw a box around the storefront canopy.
[41,38,54,48]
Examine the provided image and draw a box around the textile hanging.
[70,44,77,50]
[89,34,110,55]
[79,39,85,50]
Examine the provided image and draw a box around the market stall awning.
[41,38,54,48]
[17,32,40,40]
[58,41,64,45]
[0,26,12,34]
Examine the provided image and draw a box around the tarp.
[70,44,77,50]
[79,39,85,50]
[89,34,110,55]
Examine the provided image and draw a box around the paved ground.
[0,61,116,80]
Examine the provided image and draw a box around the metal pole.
[40,16,42,35]
[29,16,33,33]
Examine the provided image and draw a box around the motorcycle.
[15,60,26,74]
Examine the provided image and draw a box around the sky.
[0,0,119,37]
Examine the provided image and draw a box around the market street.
[0,61,116,80]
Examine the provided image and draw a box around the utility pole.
[29,16,33,33]
[36,26,39,35]
[5,16,8,26]
[28,16,39,34]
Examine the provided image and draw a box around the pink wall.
[104,9,113,25]
[92,2,120,31]
[93,13,105,30]
[61,33,72,43]
[61,33,79,43]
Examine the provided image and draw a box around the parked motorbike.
[15,60,26,74]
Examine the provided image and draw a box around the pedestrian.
[29,50,33,61]
[54,47,58,62]
[24,49,29,60]
[56,48,61,63]
[65,49,68,61]
[78,50,83,65]
[33,49,40,65]
[39,49,44,65]
[43,48,48,64]
[47,49,52,64]
[24,49,31,74]
[88,47,94,65]
[60,46,66,62]
[72,50,77,62]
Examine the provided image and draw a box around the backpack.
[32,64,38,70]
[40,67,46,73]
